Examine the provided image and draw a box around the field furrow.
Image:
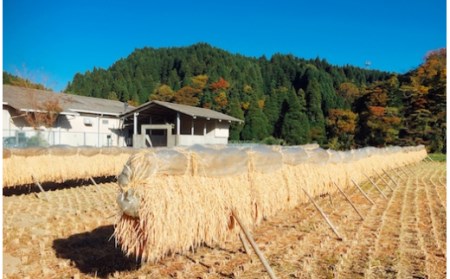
[415,176,447,279]
[3,162,446,278]
[395,175,428,278]
[364,174,404,278]
[335,187,388,278]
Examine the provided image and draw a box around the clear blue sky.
[4,0,446,92]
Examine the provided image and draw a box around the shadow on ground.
[52,225,141,278]
[3,176,116,196]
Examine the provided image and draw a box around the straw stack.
[114,145,427,262]
[3,147,137,187]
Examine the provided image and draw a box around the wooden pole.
[404,164,415,175]
[351,179,375,205]
[332,181,364,220]
[232,209,278,279]
[89,176,100,191]
[301,188,343,240]
[373,169,394,191]
[391,167,405,181]
[382,168,399,187]
[363,173,387,199]
[31,175,48,201]
[427,155,434,162]
[397,164,410,176]
[239,232,252,256]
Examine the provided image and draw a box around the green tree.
[241,97,270,141]
[228,98,244,141]
[281,89,310,144]
[305,77,326,143]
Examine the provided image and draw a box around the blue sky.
[3,0,446,92]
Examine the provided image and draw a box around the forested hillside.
[3,71,49,90]
[62,44,445,152]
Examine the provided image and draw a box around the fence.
[2,129,120,148]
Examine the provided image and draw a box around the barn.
[122,100,243,147]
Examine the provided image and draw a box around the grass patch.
[428,153,446,162]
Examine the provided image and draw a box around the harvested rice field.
[3,161,446,278]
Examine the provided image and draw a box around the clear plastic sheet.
[306,148,329,164]
[188,145,248,177]
[249,145,283,173]
[152,148,189,176]
[280,146,309,165]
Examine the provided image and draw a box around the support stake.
[89,176,100,191]
[391,167,405,180]
[373,169,394,191]
[405,164,415,175]
[301,188,343,240]
[351,179,375,205]
[232,209,278,279]
[363,173,387,199]
[332,181,364,220]
[239,232,252,256]
[382,168,399,188]
[31,175,48,201]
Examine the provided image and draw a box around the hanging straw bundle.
[3,147,137,187]
[114,145,427,262]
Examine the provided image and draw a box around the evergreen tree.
[305,77,326,143]
[241,97,270,141]
[228,98,244,141]
[281,89,310,144]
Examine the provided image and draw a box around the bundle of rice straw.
[114,145,427,262]
[3,147,138,187]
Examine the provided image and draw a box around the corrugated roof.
[123,100,244,122]
[2,85,133,115]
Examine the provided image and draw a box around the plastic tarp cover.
[151,148,189,176]
[280,146,309,165]
[249,145,283,173]
[188,145,248,177]
[306,148,329,164]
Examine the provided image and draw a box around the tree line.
[7,43,446,152]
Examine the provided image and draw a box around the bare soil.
[3,162,446,278]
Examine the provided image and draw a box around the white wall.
[2,105,125,147]
[176,119,230,146]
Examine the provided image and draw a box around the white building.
[2,85,243,148]
[3,85,132,147]
[122,100,243,147]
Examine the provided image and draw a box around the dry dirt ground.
[3,161,446,278]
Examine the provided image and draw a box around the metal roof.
[122,100,244,122]
[2,85,133,116]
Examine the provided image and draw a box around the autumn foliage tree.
[401,48,446,151]
[326,109,357,149]
[24,95,63,129]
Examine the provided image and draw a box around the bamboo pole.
[31,175,48,201]
[397,164,410,176]
[373,169,394,191]
[363,173,387,199]
[391,167,406,181]
[351,179,375,205]
[382,168,399,187]
[332,181,364,220]
[301,188,343,240]
[405,164,415,175]
[239,232,252,256]
[232,209,278,279]
[89,176,100,192]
